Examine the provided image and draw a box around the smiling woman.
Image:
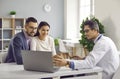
[30,21,56,56]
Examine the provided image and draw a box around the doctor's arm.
[72,42,109,69]
[53,42,109,69]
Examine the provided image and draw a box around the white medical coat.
[71,35,119,79]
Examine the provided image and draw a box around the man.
[53,20,119,79]
[4,17,38,65]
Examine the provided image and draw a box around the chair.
[0,52,7,63]
[58,39,67,53]
[57,39,71,59]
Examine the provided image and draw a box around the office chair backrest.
[0,52,7,63]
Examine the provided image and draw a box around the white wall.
[0,0,64,38]
[95,0,120,51]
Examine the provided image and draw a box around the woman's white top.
[71,35,119,79]
[30,36,56,56]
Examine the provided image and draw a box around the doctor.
[53,20,119,79]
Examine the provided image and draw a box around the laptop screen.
[21,50,57,72]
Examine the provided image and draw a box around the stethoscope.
[96,34,102,41]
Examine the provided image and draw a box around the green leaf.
[54,38,59,46]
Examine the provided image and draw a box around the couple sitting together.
[5,17,56,64]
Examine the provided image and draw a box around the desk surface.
[0,63,102,79]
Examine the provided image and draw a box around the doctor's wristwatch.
[66,61,70,67]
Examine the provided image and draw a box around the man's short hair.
[84,20,99,32]
[25,17,38,24]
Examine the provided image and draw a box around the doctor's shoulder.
[99,35,115,46]
[95,35,109,45]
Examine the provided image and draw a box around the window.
[64,0,94,40]
[79,0,94,24]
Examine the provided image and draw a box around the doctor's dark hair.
[25,17,38,24]
[83,20,99,32]
[35,21,50,36]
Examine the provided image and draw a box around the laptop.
[21,50,59,73]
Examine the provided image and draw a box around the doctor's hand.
[53,55,68,67]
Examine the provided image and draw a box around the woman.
[30,21,56,56]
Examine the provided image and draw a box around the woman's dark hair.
[83,20,99,32]
[35,21,50,36]
[25,17,38,24]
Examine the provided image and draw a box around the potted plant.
[79,16,105,56]
[4,45,9,50]
[9,11,16,18]
[54,38,59,46]
[54,38,59,53]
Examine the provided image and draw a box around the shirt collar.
[94,34,102,43]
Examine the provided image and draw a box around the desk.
[0,63,102,79]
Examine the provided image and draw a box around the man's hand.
[53,55,68,67]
